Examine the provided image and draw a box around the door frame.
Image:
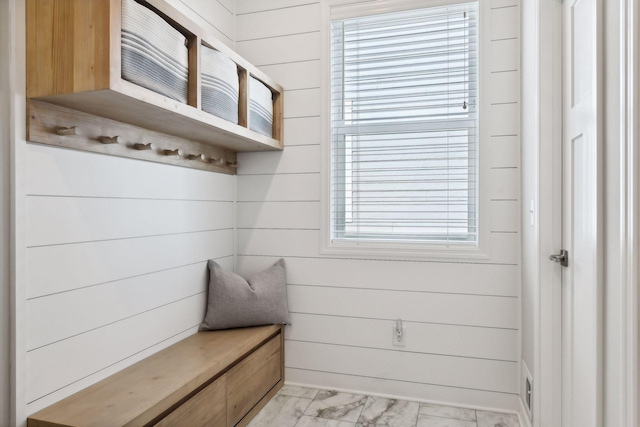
[534,0,563,426]
[619,0,640,424]
[535,0,640,426]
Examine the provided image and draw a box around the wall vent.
[521,360,533,419]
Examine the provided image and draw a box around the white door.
[560,0,603,426]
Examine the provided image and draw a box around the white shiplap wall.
[0,0,11,423]
[236,0,522,411]
[23,0,236,414]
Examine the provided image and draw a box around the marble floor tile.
[296,415,357,427]
[476,410,520,427]
[416,415,477,427]
[247,394,313,427]
[356,396,420,427]
[419,403,477,422]
[304,390,368,423]
[279,385,321,399]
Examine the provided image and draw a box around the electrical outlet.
[392,319,406,347]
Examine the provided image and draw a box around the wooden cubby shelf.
[26,0,284,173]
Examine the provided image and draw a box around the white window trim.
[320,0,493,261]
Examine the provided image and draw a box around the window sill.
[320,238,491,262]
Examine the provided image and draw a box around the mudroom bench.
[27,325,284,427]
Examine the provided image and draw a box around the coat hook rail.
[56,126,78,136]
[98,136,122,144]
[29,101,238,175]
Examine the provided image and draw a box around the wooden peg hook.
[133,143,154,151]
[98,136,122,144]
[56,126,78,136]
[163,148,184,157]
[185,153,209,164]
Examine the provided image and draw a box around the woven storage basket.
[201,46,239,124]
[121,0,189,103]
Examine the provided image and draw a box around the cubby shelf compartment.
[26,0,284,162]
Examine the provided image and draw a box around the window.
[329,2,479,247]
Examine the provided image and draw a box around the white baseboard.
[284,380,521,416]
[517,396,533,427]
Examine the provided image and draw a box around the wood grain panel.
[155,374,226,427]
[27,262,209,351]
[26,0,111,98]
[27,229,233,298]
[27,197,233,247]
[285,313,519,361]
[227,336,282,426]
[286,285,519,329]
[26,143,235,200]
[235,255,519,296]
[285,341,518,394]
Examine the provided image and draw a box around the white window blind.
[330,2,479,244]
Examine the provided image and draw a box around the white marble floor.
[248,386,521,427]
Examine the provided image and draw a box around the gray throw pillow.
[199,259,290,331]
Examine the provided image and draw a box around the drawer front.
[227,335,282,426]
[156,374,226,427]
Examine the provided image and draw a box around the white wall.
[17,0,237,418]
[170,0,236,47]
[24,147,235,413]
[235,0,523,411]
[1,0,12,424]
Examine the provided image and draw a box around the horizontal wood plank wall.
[171,0,236,48]
[24,0,236,413]
[236,0,522,411]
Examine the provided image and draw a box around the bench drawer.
[227,336,282,426]
[156,375,226,427]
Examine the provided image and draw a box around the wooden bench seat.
[28,325,284,427]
